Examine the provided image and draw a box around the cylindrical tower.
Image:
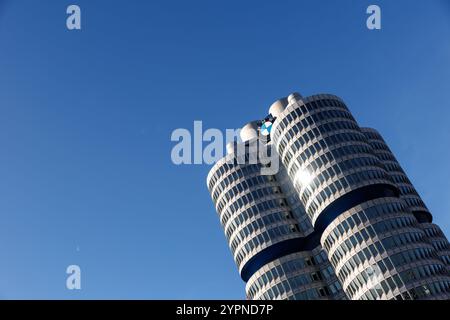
[207,122,345,300]
[270,93,450,299]
[245,248,344,300]
[361,127,450,271]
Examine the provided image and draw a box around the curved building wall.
[207,137,345,300]
[360,128,431,220]
[207,91,450,300]
[321,197,449,300]
[361,127,450,271]
[271,94,398,228]
[207,141,303,275]
[246,249,346,300]
[270,93,450,299]
[421,223,450,271]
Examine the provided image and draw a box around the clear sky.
[0,0,449,299]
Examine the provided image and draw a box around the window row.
[323,199,411,251]
[234,224,300,266]
[220,197,287,231]
[217,185,282,217]
[209,163,262,199]
[228,211,298,251]
[304,169,392,219]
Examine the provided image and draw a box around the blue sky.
[0,0,449,299]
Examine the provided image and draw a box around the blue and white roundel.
[260,121,273,136]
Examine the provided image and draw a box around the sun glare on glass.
[294,169,313,187]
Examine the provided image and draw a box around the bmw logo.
[260,121,273,136]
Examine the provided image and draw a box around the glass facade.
[361,127,450,273]
[207,92,450,300]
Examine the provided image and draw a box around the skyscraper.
[207,91,450,300]
[207,93,450,300]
